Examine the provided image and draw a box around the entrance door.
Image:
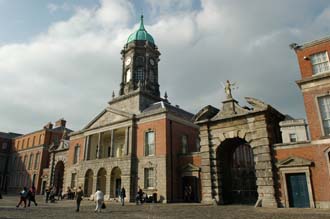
[115,179,121,197]
[286,173,310,208]
[182,176,199,202]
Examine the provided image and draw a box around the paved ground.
[1,195,330,219]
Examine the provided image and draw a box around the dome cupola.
[127,15,155,44]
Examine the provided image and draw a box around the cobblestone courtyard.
[1,195,330,219]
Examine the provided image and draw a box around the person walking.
[75,186,83,212]
[16,187,28,208]
[120,187,126,206]
[45,187,50,203]
[94,188,104,213]
[27,185,38,207]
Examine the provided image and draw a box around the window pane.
[319,95,330,135]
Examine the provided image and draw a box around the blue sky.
[0,0,330,133]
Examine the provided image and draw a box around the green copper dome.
[127,15,155,44]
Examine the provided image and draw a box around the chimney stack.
[55,118,66,128]
[44,122,53,129]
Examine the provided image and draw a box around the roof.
[142,101,194,121]
[127,15,155,44]
[0,132,22,139]
[292,35,330,50]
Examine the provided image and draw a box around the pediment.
[193,105,220,122]
[181,163,200,172]
[277,156,313,168]
[84,107,133,130]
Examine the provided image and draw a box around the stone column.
[124,127,129,155]
[128,126,134,155]
[251,136,277,208]
[199,125,214,204]
[105,174,111,200]
[84,136,90,160]
[92,176,97,199]
[97,133,101,159]
[110,130,115,157]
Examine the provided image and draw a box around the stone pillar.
[199,125,214,204]
[251,137,277,208]
[105,174,111,200]
[128,126,134,155]
[92,176,97,199]
[110,130,115,157]
[97,133,101,159]
[121,174,131,202]
[124,127,129,155]
[84,136,90,160]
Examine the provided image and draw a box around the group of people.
[16,186,38,208]
[15,185,133,212]
[75,186,126,213]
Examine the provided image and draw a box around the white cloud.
[1,0,330,133]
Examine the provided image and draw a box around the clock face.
[149,58,155,66]
[126,69,131,82]
[125,57,131,66]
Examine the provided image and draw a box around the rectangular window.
[144,168,154,189]
[182,135,188,154]
[28,154,34,170]
[23,156,27,170]
[32,136,35,146]
[318,95,330,135]
[71,173,77,188]
[196,138,201,152]
[73,146,80,164]
[145,131,155,156]
[34,153,40,170]
[311,51,330,75]
[289,133,297,142]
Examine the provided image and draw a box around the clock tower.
[119,15,160,97]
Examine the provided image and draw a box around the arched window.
[135,67,144,81]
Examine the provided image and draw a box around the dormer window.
[311,51,330,75]
[289,133,297,143]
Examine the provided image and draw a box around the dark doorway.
[286,173,310,208]
[182,176,199,202]
[84,169,93,196]
[54,161,64,194]
[218,138,257,205]
[115,178,121,197]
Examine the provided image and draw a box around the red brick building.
[60,16,200,203]
[0,132,21,192]
[8,119,72,194]
[273,37,330,208]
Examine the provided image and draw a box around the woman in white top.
[94,189,104,212]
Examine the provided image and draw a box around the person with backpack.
[94,188,104,213]
[16,187,28,208]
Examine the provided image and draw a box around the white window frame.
[144,168,155,189]
[145,131,155,156]
[289,133,297,143]
[317,95,330,136]
[310,51,330,75]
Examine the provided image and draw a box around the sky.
[0,0,330,134]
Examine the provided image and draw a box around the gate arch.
[84,169,93,196]
[97,168,107,194]
[110,167,121,198]
[217,137,257,204]
[54,161,64,194]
